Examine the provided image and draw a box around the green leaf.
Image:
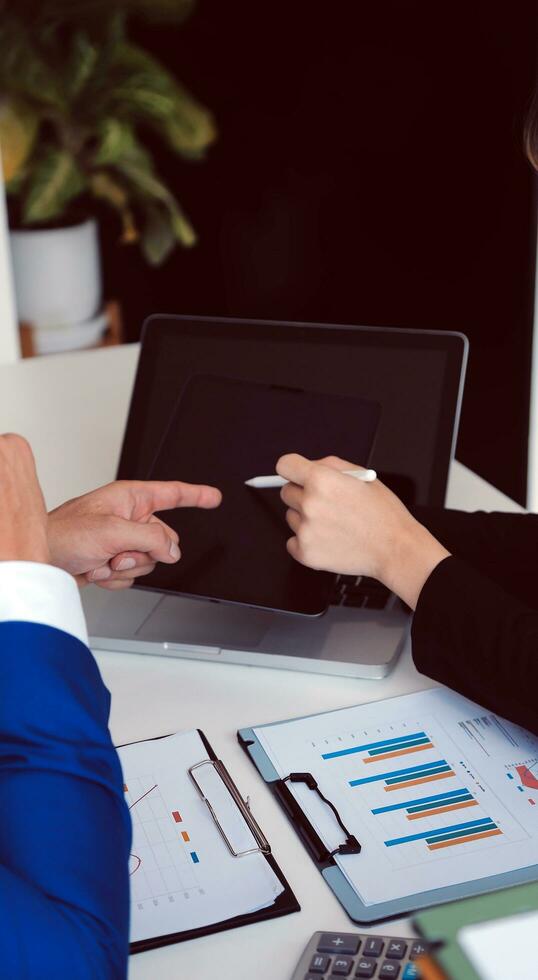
[169,201,196,247]
[58,17,127,127]
[5,168,29,196]
[89,169,139,242]
[93,124,197,254]
[66,31,99,99]
[117,155,196,246]
[160,96,217,159]
[22,148,86,223]
[141,204,176,265]
[90,169,128,209]
[0,97,39,183]
[0,22,65,110]
[93,118,141,166]
[109,43,216,158]
[168,201,196,247]
[112,83,178,123]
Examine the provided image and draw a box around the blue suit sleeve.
[0,622,131,979]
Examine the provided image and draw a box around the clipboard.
[238,704,538,925]
[122,730,299,954]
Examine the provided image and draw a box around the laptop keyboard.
[330,575,392,610]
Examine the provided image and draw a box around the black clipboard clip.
[189,758,271,858]
[280,772,361,862]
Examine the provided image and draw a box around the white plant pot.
[9,217,102,334]
[33,311,108,356]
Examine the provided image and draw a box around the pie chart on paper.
[515,765,538,791]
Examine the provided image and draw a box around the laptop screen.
[118,316,467,509]
[142,374,380,615]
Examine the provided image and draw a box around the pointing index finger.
[137,481,223,512]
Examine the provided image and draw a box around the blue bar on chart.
[322,731,434,763]
[384,816,502,852]
[372,787,477,820]
[190,851,200,864]
[350,758,456,792]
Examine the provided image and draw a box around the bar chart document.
[252,689,538,907]
[118,730,284,944]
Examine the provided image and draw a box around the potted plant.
[0,0,216,353]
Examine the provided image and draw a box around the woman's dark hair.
[524,88,538,170]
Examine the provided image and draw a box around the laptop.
[85,315,468,678]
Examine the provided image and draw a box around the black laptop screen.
[118,316,466,510]
[143,374,381,615]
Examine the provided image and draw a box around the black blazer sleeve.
[412,508,538,609]
[410,507,538,734]
[412,556,538,736]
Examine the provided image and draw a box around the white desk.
[0,346,524,980]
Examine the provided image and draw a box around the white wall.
[0,165,20,364]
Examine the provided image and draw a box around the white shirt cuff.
[0,561,89,647]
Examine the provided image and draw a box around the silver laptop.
[86,316,468,678]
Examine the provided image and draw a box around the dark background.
[100,0,538,504]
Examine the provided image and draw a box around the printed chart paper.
[253,689,538,907]
[119,731,283,943]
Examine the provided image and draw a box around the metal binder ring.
[189,758,271,858]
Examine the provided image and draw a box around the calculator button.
[402,964,420,979]
[310,954,331,973]
[332,956,353,977]
[331,956,353,976]
[410,942,428,960]
[379,962,400,978]
[318,934,361,955]
[362,937,384,957]
[386,940,407,959]
[355,959,376,978]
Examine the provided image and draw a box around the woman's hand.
[277,454,449,610]
[0,434,49,563]
[48,480,222,589]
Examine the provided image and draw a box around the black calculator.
[291,931,429,979]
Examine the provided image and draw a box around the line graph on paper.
[124,775,204,911]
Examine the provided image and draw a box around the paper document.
[118,730,283,943]
[253,689,538,908]
[459,910,538,980]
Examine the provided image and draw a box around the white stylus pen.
[245,468,377,488]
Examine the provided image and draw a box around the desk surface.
[0,346,523,980]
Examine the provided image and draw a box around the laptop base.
[84,587,410,680]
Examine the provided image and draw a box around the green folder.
[413,882,538,979]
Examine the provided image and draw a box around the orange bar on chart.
[172,811,182,823]
[428,828,502,850]
[181,831,190,842]
[364,743,433,764]
[384,770,455,792]
[407,799,478,820]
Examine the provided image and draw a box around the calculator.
[291,931,429,979]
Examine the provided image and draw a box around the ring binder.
[238,693,538,925]
[284,773,361,857]
[121,729,299,954]
[189,758,271,857]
